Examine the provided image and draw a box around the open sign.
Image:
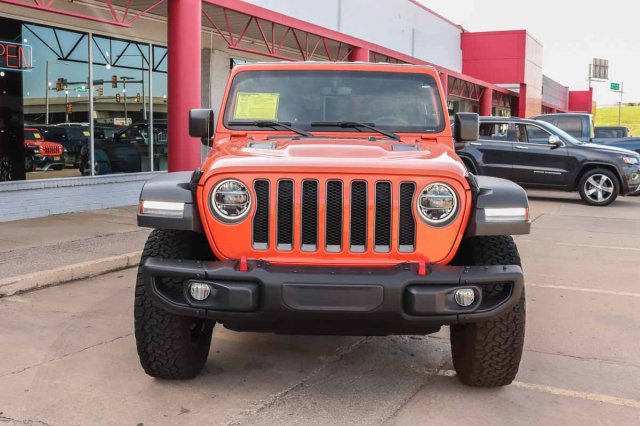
[0,40,32,72]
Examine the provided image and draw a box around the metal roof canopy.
[0,0,513,94]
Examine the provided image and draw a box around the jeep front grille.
[42,145,62,155]
[251,178,417,254]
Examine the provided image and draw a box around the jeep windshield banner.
[0,40,32,72]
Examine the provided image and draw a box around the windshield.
[24,130,42,140]
[223,70,445,134]
[536,120,586,145]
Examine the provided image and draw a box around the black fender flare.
[465,175,531,237]
[137,171,203,232]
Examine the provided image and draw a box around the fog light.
[454,288,476,307]
[189,282,211,301]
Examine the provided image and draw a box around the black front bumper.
[142,258,524,335]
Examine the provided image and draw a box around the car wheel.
[134,229,216,379]
[0,156,13,181]
[578,168,619,206]
[450,236,525,387]
[25,156,35,172]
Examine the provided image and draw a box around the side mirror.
[548,135,562,147]
[189,109,215,146]
[454,112,479,142]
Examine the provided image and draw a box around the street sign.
[611,82,621,91]
[75,87,88,93]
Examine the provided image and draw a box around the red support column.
[517,83,527,118]
[480,88,493,116]
[348,47,370,62]
[168,0,202,171]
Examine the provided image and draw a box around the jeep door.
[511,123,571,186]
[471,122,513,179]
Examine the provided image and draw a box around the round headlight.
[210,179,251,222]
[417,183,459,226]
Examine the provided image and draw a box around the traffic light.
[115,93,121,103]
[98,86,104,96]
[66,103,73,114]
[111,75,118,88]
[55,78,66,91]
[136,93,141,103]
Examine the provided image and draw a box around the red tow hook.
[238,256,248,272]
[417,259,427,276]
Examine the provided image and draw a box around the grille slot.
[325,180,343,252]
[399,183,416,252]
[277,180,294,250]
[301,180,318,251]
[375,182,392,252]
[350,181,367,252]
[252,180,270,249]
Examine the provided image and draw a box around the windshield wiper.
[228,120,312,138]
[309,121,401,141]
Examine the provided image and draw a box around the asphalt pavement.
[0,190,639,425]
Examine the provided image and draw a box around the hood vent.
[247,142,277,149]
[392,144,422,151]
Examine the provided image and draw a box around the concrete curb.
[0,251,142,297]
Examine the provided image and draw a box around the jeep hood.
[201,137,467,181]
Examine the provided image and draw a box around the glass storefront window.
[89,36,151,175]
[22,23,89,179]
[0,16,168,182]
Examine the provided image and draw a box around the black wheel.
[134,229,216,379]
[25,156,35,172]
[450,236,525,387]
[578,168,619,206]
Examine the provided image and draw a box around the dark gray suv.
[455,117,640,206]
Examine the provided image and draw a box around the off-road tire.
[578,168,619,206]
[134,229,215,379]
[25,156,35,172]
[450,236,525,387]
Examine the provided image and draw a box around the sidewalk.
[0,206,149,296]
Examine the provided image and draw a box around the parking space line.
[421,369,640,409]
[555,242,640,252]
[517,239,640,252]
[528,283,640,298]
[509,380,640,409]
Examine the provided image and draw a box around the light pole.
[65,90,69,123]
[120,76,136,122]
[618,82,624,126]
[45,61,50,124]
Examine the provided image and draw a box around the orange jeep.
[23,128,65,172]
[136,62,531,387]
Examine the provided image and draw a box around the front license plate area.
[282,284,383,312]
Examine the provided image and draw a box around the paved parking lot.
[0,190,639,425]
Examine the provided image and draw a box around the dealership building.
[0,0,593,221]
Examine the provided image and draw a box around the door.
[471,122,513,179]
[511,123,571,186]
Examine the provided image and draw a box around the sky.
[419,0,639,106]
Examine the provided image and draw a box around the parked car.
[135,62,533,387]
[23,127,65,171]
[39,125,90,166]
[455,117,640,206]
[534,113,640,155]
[595,126,631,138]
[79,121,167,175]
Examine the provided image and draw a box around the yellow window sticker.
[33,132,41,139]
[83,131,91,137]
[233,92,280,120]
